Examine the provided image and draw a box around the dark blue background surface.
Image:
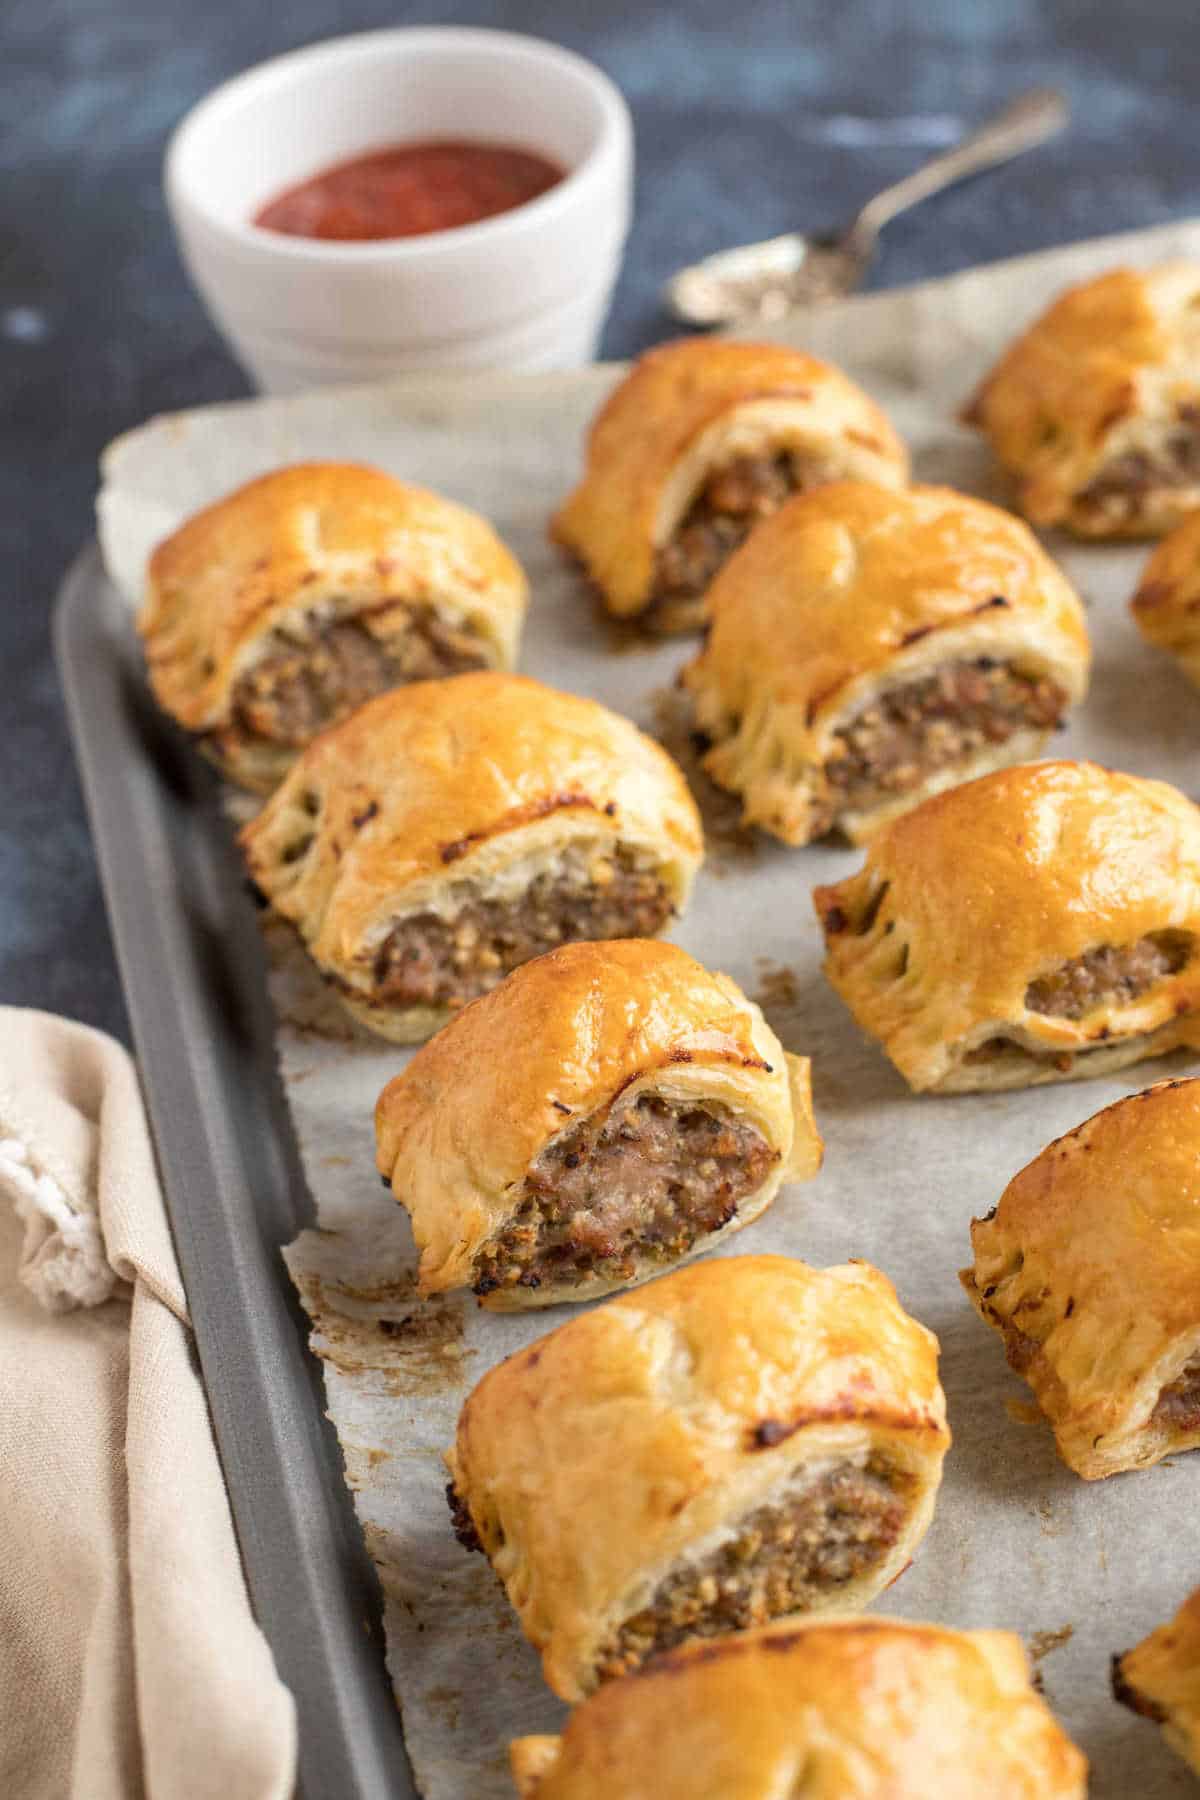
[6,0,1199,1037]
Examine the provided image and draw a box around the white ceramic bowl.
[165,28,634,392]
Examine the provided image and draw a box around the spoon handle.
[849,88,1069,247]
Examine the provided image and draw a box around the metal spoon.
[665,88,1069,327]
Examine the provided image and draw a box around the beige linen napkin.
[0,1008,296,1800]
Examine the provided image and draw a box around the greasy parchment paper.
[98,220,1200,1798]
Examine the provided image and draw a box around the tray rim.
[54,541,417,1800]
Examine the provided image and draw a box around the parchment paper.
[99,220,1200,1798]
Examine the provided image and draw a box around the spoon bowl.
[666,232,870,326]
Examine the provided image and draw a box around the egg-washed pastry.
[138,461,528,791]
[376,939,822,1308]
[964,264,1200,539]
[1113,1585,1200,1776]
[1131,510,1200,689]
[446,1254,949,1701]
[240,672,703,1043]
[551,338,909,632]
[814,760,1200,1093]
[510,1616,1087,1800]
[962,1078,1200,1479]
[681,481,1089,845]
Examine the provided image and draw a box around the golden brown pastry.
[813,760,1200,1092]
[240,672,704,1043]
[138,461,528,791]
[1131,510,1200,689]
[962,1077,1200,1479]
[446,1254,950,1701]
[1113,1585,1200,1775]
[375,939,822,1308]
[551,338,909,631]
[964,264,1200,538]
[681,481,1089,845]
[511,1617,1088,1799]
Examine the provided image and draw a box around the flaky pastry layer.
[1114,1584,1200,1776]
[138,461,527,788]
[813,760,1200,1092]
[375,939,822,1305]
[511,1616,1087,1799]
[447,1254,949,1700]
[965,264,1200,538]
[240,673,704,1042]
[552,339,908,623]
[681,481,1089,845]
[1131,508,1200,688]
[962,1077,1200,1477]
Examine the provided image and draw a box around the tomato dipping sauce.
[254,140,566,241]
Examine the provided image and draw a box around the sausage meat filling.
[231,607,489,748]
[1076,414,1200,526]
[473,1093,777,1296]
[938,933,1194,1076]
[1025,931,1194,1018]
[371,846,674,1012]
[649,453,816,615]
[1152,1357,1200,1434]
[817,659,1067,827]
[593,1455,913,1683]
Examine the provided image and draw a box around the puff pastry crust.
[446,1254,949,1701]
[552,338,909,631]
[375,939,822,1308]
[965,264,1200,539]
[1114,1584,1200,1775]
[240,672,704,1043]
[139,461,528,791]
[681,481,1090,845]
[1131,509,1200,688]
[962,1077,1200,1478]
[511,1616,1087,1799]
[814,760,1200,1092]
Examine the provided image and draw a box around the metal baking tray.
[55,542,417,1800]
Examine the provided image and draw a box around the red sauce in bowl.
[254,140,566,241]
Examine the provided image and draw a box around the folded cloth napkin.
[0,1008,296,1800]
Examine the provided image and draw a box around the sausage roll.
[511,1617,1087,1800]
[1131,510,1200,689]
[446,1254,949,1701]
[138,461,528,791]
[240,672,704,1043]
[962,1078,1200,1479]
[681,482,1089,845]
[964,264,1200,539]
[814,760,1200,1093]
[375,939,822,1308]
[1113,1585,1200,1776]
[551,339,909,632]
